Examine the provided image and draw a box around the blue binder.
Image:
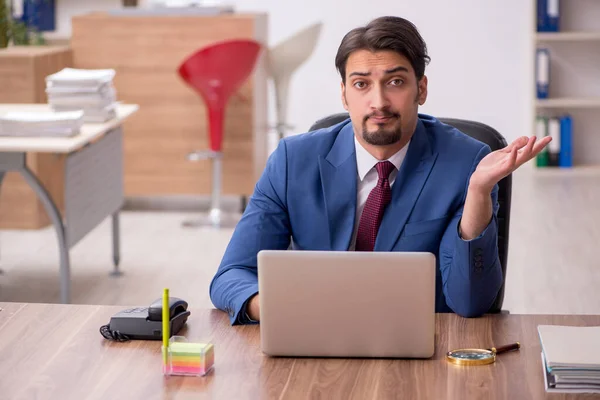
[537,0,548,31]
[559,115,572,168]
[536,49,550,99]
[20,0,56,32]
[537,0,560,32]
[546,0,560,32]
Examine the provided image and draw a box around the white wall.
[48,0,534,143]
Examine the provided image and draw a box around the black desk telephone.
[100,297,190,342]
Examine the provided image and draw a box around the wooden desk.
[0,45,73,229]
[0,104,138,303]
[1,302,599,399]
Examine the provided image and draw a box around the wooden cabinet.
[70,12,269,197]
[0,46,72,229]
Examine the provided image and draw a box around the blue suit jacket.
[209,114,503,325]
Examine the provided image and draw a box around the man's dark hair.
[335,16,430,83]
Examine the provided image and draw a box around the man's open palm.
[470,135,552,191]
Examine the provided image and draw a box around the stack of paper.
[46,68,118,123]
[538,325,600,393]
[148,0,227,7]
[0,110,84,138]
[112,1,234,15]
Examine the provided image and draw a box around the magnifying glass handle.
[490,342,520,355]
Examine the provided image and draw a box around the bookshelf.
[533,0,600,172]
[536,97,600,108]
[532,164,600,177]
[536,32,600,42]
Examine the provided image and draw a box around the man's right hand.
[247,294,260,321]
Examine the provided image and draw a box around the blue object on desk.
[559,115,572,168]
[20,0,56,32]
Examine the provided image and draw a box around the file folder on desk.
[538,325,600,393]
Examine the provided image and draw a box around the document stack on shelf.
[0,110,84,138]
[46,68,118,123]
[538,325,600,393]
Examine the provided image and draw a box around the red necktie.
[355,161,396,251]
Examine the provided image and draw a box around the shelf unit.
[536,97,600,108]
[532,164,600,176]
[536,32,600,42]
[533,0,600,173]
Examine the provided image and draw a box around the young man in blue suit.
[210,16,551,325]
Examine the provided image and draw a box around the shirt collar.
[354,136,410,181]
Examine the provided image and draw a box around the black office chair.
[309,113,511,314]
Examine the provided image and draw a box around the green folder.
[536,116,549,167]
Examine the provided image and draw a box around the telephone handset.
[100,296,191,342]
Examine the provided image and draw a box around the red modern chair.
[178,39,262,228]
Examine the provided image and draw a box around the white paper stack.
[46,68,118,123]
[538,325,600,393]
[0,110,84,138]
[110,1,234,15]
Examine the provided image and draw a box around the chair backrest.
[268,22,323,81]
[268,22,323,133]
[308,113,511,314]
[178,39,262,108]
[178,39,262,151]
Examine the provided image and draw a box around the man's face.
[341,50,428,147]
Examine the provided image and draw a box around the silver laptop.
[257,250,436,358]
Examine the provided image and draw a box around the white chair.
[268,22,323,140]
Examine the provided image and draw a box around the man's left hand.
[458,135,552,240]
[469,135,552,193]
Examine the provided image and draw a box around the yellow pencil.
[162,288,169,366]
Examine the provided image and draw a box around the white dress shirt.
[348,137,410,250]
[243,137,411,322]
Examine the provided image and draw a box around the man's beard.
[361,112,402,146]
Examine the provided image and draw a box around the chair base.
[182,208,241,229]
[184,150,241,228]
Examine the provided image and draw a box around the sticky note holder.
[162,336,214,377]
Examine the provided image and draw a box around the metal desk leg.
[111,212,122,276]
[20,167,71,304]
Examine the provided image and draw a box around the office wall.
[48,0,533,143]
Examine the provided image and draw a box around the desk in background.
[70,12,269,199]
[1,302,598,399]
[0,104,138,303]
[0,46,73,229]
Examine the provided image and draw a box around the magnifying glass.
[446,342,520,366]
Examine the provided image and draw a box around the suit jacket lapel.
[374,120,439,251]
[318,122,357,250]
